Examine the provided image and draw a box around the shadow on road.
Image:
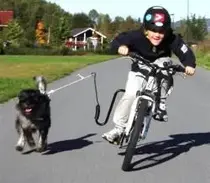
[42,133,97,155]
[119,132,210,171]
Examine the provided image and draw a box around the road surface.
[0,57,210,183]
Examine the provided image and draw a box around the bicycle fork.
[124,95,155,139]
[124,75,157,139]
[140,99,156,140]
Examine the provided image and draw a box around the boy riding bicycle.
[102,6,196,144]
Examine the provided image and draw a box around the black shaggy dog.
[15,76,51,152]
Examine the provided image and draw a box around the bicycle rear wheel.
[121,99,148,171]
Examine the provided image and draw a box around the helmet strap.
[144,29,148,36]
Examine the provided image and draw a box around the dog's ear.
[16,91,24,107]
[33,76,47,94]
[17,90,23,100]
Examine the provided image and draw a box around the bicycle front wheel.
[121,99,148,171]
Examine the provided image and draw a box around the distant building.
[65,27,107,50]
[0,11,14,28]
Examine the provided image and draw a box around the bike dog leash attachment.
[47,72,95,96]
[92,72,125,126]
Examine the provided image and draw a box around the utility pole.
[47,27,51,44]
[170,13,175,29]
[186,0,189,43]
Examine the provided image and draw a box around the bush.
[94,48,116,55]
[1,44,117,56]
[0,39,4,54]
[195,40,210,54]
[3,46,59,55]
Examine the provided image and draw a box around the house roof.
[71,28,87,36]
[0,11,14,27]
[71,27,107,38]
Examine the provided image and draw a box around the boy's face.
[146,30,165,46]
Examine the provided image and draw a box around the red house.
[0,11,14,27]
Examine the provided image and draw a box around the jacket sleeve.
[109,31,133,54]
[170,34,196,68]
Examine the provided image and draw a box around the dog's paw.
[36,145,47,152]
[16,136,25,152]
[15,145,24,152]
[28,140,36,148]
[36,142,47,152]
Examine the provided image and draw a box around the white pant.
[113,57,173,128]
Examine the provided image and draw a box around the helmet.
[143,6,171,33]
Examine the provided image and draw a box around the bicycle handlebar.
[128,52,185,73]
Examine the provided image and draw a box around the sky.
[46,0,210,21]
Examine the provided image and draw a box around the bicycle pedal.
[110,136,122,146]
[112,140,120,145]
[153,114,168,122]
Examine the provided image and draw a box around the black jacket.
[110,27,196,70]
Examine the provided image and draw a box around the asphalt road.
[0,57,210,183]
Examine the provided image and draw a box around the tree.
[42,4,72,46]
[71,13,92,29]
[35,20,47,45]
[176,14,208,43]
[0,0,73,46]
[112,16,124,33]
[187,14,207,42]
[0,0,145,47]
[118,16,140,32]
[88,9,99,25]
[56,16,71,43]
[97,14,112,38]
[3,19,24,46]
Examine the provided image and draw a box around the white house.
[65,27,107,50]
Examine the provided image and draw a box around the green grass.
[2,52,208,104]
[0,54,118,103]
[195,51,210,69]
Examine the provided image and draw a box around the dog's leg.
[37,128,49,152]
[25,130,36,148]
[15,118,26,151]
[16,129,26,151]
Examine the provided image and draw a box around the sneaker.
[102,126,124,144]
[153,103,168,122]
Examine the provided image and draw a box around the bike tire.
[121,99,148,171]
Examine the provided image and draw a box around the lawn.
[195,52,210,70]
[0,54,118,103]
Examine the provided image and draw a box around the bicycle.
[93,52,185,171]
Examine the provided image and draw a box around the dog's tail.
[33,76,47,94]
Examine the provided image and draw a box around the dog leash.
[47,72,96,96]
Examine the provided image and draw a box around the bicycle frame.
[124,71,160,138]
[94,53,184,143]
[122,54,182,143]
[93,52,185,171]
